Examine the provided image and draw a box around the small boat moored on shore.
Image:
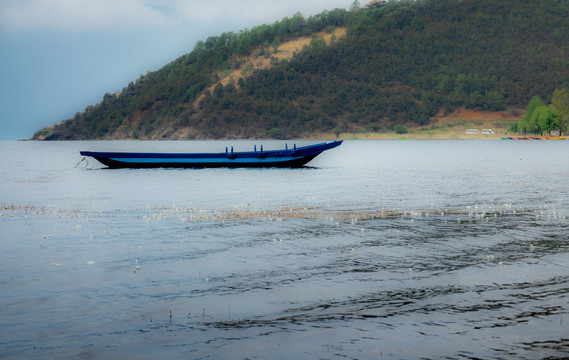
[79,140,343,169]
[502,136,567,140]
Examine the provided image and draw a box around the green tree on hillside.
[518,95,544,134]
[351,1,361,11]
[550,88,569,135]
[486,91,504,111]
[531,106,559,135]
[523,96,545,122]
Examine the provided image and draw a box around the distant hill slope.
[34,0,569,140]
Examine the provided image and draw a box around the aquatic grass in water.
[4,201,556,223]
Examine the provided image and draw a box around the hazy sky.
[0,0,352,140]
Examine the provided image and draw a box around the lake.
[1,140,568,359]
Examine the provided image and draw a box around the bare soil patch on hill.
[194,28,347,108]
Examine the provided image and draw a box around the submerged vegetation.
[1,201,550,224]
[34,0,569,140]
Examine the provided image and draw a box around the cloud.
[176,0,349,24]
[177,1,290,24]
[0,0,173,32]
[0,0,350,33]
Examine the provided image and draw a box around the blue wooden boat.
[80,140,343,168]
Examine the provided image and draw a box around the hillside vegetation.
[34,0,569,140]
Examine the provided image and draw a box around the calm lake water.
[1,140,569,359]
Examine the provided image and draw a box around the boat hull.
[86,153,320,169]
[80,141,342,169]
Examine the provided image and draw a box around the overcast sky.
[0,0,352,140]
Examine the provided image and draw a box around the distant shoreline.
[27,107,525,141]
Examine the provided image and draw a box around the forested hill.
[34,0,569,140]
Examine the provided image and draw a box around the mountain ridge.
[33,0,569,140]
